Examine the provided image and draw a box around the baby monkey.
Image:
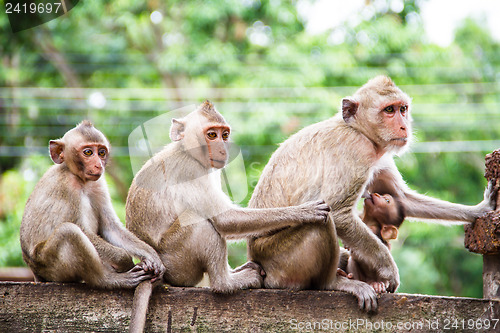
[361,192,405,250]
[342,192,406,293]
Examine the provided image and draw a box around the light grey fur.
[248,76,495,312]
[20,122,164,289]
[126,102,330,293]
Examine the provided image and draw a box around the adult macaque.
[248,76,495,311]
[126,101,330,293]
[345,192,406,293]
[20,121,164,288]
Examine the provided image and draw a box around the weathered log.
[1,282,499,332]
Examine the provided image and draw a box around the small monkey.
[361,192,405,250]
[20,121,164,288]
[248,76,495,312]
[126,101,330,293]
[345,192,406,293]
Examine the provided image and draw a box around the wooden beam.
[465,149,500,299]
[484,254,500,299]
[1,282,499,332]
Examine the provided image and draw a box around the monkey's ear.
[342,98,358,122]
[170,118,185,142]
[49,140,65,164]
[381,225,398,241]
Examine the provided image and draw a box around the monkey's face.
[376,101,411,150]
[343,76,413,155]
[363,193,400,246]
[204,126,230,169]
[364,193,397,223]
[71,143,108,182]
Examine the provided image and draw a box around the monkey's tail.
[129,280,154,333]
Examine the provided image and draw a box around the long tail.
[129,280,154,333]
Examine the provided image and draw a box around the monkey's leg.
[33,223,153,288]
[333,209,399,292]
[201,228,262,292]
[325,217,377,312]
[249,222,337,290]
[87,234,135,272]
[338,247,350,272]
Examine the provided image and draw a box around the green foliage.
[0,157,47,266]
[1,0,500,298]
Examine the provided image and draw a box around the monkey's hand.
[375,263,400,293]
[485,180,498,211]
[137,257,166,283]
[332,276,378,313]
[369,281,388,294]
[233,261,266,277]
[473,180,498,217]
[296,200,331,223]
[350,246,399,293]
[336,268,353,279]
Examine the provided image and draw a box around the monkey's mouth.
[210,159,226,168]
[364,195,374,206]
[391,138,408,145]
[86,173,103,180]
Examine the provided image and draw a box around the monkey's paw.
[137,258,166,283]
[376,262,400,293]
[369,281,388,294]
[333,276,378,313]
[298,200,331,223]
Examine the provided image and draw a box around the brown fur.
[126,101,330,293]
[199,100,226,124]
[20,121,164,288]
[248,76,495,311]
[247,76,410,311]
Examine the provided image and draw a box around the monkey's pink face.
[75,144,108,181]
[364,193,400,245]
[364,193,397,223]
[379,101,410,147]
[204,126,230,169]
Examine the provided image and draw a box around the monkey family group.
[20,76,495,317]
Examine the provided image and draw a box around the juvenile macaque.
[20,121,164,288]
[345,192,406,293]
[126,101,330,293]
[248,76,495,312]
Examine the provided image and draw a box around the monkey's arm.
[402,185,495,222]
[85,233,135,272]
[99,204,165,278]
[333,210,400,293]
[374,159,496,223]
[211,200,330,238]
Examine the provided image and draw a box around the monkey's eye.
[207,131,217,140]
[400,105,407,113]
[385,198,390,204]
[222,131,229,141]
[384,105,394,113]
[83,149,93,156]
[98,149,107,158]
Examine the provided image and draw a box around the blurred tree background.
[1,0,500,298]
